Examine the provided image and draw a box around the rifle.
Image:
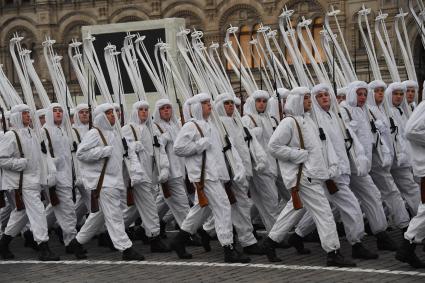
[66,87,77,204]
[271,55,283,120]
[0,106,7,208]
[192,121,208,207]
[121,137,134,206]
[152,132,171,198]
[286,116,304,210]
[91,127,109,213]
[421,177,425,204]
[222,134,237,204]
[43,128,60,206]
[11,130,25,211]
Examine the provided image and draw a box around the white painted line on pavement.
[0,260,424,277]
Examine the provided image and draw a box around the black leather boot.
[223,244,251,263]
[170,230,192,259]
[352,242,378,259]
[376,231,397,251]
[262,237,281,262]
[243,243,265,255]
[0,234,14,260]
[327,250,356,267]
[395,238,425,268]
[150,236,171,253]
[69,238,87,259]
[122,247,145,261]
[23,230,39,251]
[38,242,60,261]
[197,228,211,252]
[288,233,311,255]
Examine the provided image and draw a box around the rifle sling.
[192,121,207,188]
[43,128,55,158]
[93,127,109,197]
[11,130,24,192]
[247,114,258,127]
[72,128,81,144]
[285,116,304,191]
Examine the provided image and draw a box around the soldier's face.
[159,104,172,122]
[392,90,404,107]
[22,111,31,127]
[39,115,46,126]
[303,94,312,112]
[255,98,267,113]
[105,109,116,126]
[53,107,63,125]
[315,91,330,111]
[374,87,385,104]
[336,95,346,103]
[138,107,149,123]
[115,109,121,121]
[406,87,416,104]
[201,100,212,119]
[78,109,90,124]
[356,88,367,107]
[223,100,235,116]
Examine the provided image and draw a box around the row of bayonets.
[1,2,424,182]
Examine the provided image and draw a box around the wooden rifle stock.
[15,189,25,211]
[0,191,5,208]
[127,185,135,206]
[421,177,425,204]
[287,116,305,210]
[192,121,209,208]
[49,186,60,206]
[161,181,171,198]
[325,179,339,195]
[11,130,25,210]
[91,127,109,213]
[90,190,99,213]
[224,181,237,204]
[194,181,208,207]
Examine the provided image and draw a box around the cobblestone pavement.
[0,229,424,282]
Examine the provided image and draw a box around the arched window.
[284,17,326,65]
[239,25,252,68]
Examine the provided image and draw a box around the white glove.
[102,146,114,158]
[196,137,211,153]
[254,160,266,173]
[349,120,359,131]
[233,170,246,184]
[134,141,144,153]
[13,158,28,171]
[158,168,169,184]
[291,149,308,164]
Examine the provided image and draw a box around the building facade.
[0,0,423,98]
